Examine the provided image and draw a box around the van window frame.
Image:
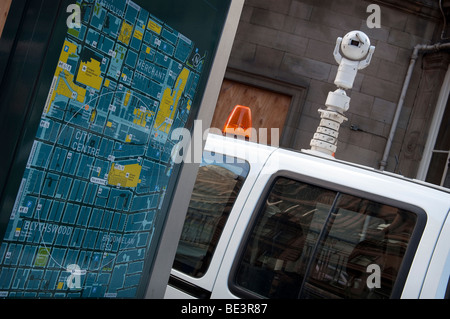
[228,170,427,299]
[173,152,250,278]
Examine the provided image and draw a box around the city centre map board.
[0,0,234,298]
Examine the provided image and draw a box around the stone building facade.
[212,0,450,188]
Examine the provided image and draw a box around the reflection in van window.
[173,154,249,278]
[234,177,417,299]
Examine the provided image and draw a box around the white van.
[165,133,450,299]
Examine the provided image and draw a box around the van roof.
[206,133,450,195]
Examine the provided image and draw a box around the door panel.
[211,79,291,146]
[165,136,274,298]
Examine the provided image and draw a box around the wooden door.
[0,0,12,38]
[210,79,291,146]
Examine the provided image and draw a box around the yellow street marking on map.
[133,108,154,127]
[124,90,131,107]
[118,22,133,45]
[134,29,143,41]
[108,163,142,188]
[154,68,189,134]
[90,109,96,123]
[60,40,77,65]
[55,70,86,102]
[187,99,192,111]
[44,40,86,114]
[147,19,161,34]
[77,58,103,90]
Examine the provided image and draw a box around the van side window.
[234,177,418,299]
[235,178,336,298]
[173,153,249,278]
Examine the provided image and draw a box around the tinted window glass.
[301,193,417,299]
[235,178,336,298]
[173,153,249,277]
[234,177,418,299]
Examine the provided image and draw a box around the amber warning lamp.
[222,105,252,139]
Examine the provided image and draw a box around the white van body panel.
[420,211,450,298]
[166,134,450,299]
[165,135,275,298]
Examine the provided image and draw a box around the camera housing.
[306,31,375,158]
[333,31,375,90]
[341,31,371,61]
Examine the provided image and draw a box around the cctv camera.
[307,31,375,158]
[341,31,371,61]
[333,31,375,90]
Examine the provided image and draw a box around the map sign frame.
[0,0,231,298]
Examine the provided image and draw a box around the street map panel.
[0,0,205,298]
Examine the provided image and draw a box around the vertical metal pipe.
[379,43,450,171]
[379,46,420,171]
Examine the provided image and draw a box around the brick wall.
[226,0,442,172]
